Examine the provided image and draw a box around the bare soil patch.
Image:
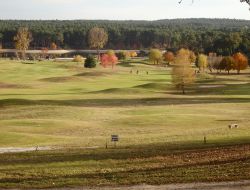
[0,82,30,89]
[199,85,226,89]
[40,76,77,83]
[46,181,250,190]
[75,72,107,77]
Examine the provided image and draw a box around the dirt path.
[0,146,100,154]
[48,181,250,190]
[0,147,52,154]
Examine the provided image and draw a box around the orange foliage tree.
[100,53,118,69]
[232,52,248,74]
[164,51,175,65]
[50,42,57,50]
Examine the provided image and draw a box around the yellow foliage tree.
[73,55,84,63]
[130,51,137,58]
[149,49,162,64]
[106,50,115,56]
[172,48,195,94]
[14,27,32,59]
[198,54,208,72]
[189,51,197,63]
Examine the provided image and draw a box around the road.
[46,181,250,190]
[0,49,144,55]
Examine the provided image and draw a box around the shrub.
[22,61,36,64]
[130,51,137,58]
[73,55,84,63]
[84,55,97,68]
[117,51,130,60]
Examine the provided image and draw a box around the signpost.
[111,135,119,148]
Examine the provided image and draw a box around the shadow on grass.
[0,140,249,165]
[1,96,250,108]
[0,142,249,188]
[189,82,250,96]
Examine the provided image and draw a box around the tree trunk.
[97,48,100,61]
[182,83,185,95]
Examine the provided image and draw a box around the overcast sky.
[0,0,250,20]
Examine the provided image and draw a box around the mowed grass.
[0,59,249,147]
[0,59,249,188]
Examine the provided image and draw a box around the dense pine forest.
[1,18,250,56]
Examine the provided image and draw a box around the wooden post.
[204,136,207,144]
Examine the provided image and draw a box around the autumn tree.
[130,51,138,58]
[189,51,197,64]
[106,50,115,56]
[232,52,248,74]
[207,53,223,73]
[88,27,108,60]
[149,49,163,64]
[50,42,57,50]
[117,51,130,60]
[198,54,208,72]
[164,51,175,65]
[41,48,48,59]
[101,51,118,69]
[208,53,217,72]
[172,49,195,94]
[14,27,32,59]
[219,56,236,74]
[73,55,84,63]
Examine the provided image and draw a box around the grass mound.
[134,82,169,90]
[92,87,147,94]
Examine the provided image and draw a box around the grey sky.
[0,0,250,20]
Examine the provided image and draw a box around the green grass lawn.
[0,59,249,188]
[0,59,249,148]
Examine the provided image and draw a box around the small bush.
[21,61,36,64]
[73,55,84,63]
[84,55,97,68]
[117,51,130,60]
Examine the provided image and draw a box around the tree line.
[1,19,250,56]
[150,48,248,74]
[152,48,249,94]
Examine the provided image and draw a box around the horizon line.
[1,17,250,22]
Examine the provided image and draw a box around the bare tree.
[88,27,108,60]
[240,0,250,6]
